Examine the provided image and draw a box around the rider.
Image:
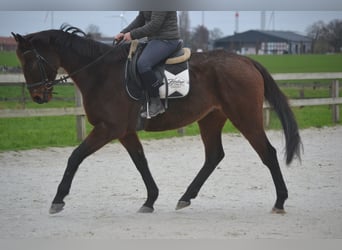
[114,11,180,118]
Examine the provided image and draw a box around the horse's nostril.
[33,95,44,104]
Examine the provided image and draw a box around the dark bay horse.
[12,27,301,215]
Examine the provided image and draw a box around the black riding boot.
[140,71,165,119]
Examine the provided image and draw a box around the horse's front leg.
[49,124,115,214]
[119,132,159,213]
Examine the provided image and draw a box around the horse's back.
[144,50,265,131]
[188,50,264,100]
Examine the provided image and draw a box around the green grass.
[268,105,341,129]
[0,53,342,151]
[0,116,82,150]
[0,51,20,67]
[248,54,342,73]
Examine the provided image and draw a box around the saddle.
[124,40,191,102]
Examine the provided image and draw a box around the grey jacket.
[121,11,180,40]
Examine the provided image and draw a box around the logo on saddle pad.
[157,63,190,99]
[124,40,190,101]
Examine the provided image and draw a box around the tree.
[326,19,342,53]
[209,28,224,42]
[86,24,102,39]
[191,25,209,51]
[209,28,224,49]
[306,21,326,40]
[179,12,223,51]
[306,21,330,53]
[178,11,191,47]
[307,19,342,53]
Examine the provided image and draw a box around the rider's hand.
[123,32,132,41]
[114,33,124,42]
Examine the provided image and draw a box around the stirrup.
[140,98,165,119]
[140,101,152,119]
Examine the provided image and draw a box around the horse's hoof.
[49,202,65,214]
[137,205,154,213]
[176,200,191,210]
[271,207,286,214]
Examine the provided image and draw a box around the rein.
[24,44,119,90]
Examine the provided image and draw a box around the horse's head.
[12,32,60,104]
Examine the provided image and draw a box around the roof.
[258,30,312,42]
[215,30,312,45]
[0,37,16,46]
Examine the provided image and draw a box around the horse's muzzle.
[31,89,52,104]
[33,95,47,104]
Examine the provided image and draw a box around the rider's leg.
[137,39,179,118]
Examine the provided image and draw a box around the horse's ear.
[12,32,25,43]
[11,32,32,49]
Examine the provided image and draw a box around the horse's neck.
[56,47,121,94]
[58,50,83,76]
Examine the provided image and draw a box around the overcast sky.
[1,11,341,38]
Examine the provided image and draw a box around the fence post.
[75,87,86,141]
[331,79,340,123]
[21,82,26,109]
[177,127,185,136]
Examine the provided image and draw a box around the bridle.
[23,49,68,92]
[22,43,121,93]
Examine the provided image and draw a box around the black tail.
[252,59,302,165]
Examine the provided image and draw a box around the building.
[0,37,16,51]
[213,30,312,55]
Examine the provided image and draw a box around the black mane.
[25,25,129,61]
[60,24,88,37]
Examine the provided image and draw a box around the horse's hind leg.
[245,130,288,213]
[177,110,226,210]
[119,132,159,213]
[229,116,288,213]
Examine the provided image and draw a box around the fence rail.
[1,73,341,140]
[0,107,85,117]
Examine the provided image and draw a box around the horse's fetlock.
[149,189,159,200]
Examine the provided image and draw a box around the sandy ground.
[0,126,341,239]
